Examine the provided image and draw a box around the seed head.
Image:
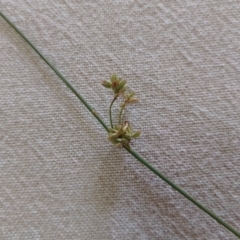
[108,122,141,148]
[102,74,127,96]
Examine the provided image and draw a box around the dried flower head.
[102,74,127,96]
[108,121,141,148]
[121,91,139,106]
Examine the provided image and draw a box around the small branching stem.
[109,96,118,128]
[119,102,126,124]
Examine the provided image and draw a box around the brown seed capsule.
[102,80,112,88]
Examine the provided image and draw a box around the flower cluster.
[108,121,141,148]
[102,74,141,148]
[102,74,127,97]
[121,91,139,106]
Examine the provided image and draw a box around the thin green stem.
[1,10,239,238]
[119,103,126,124]
[124,146,240,238]
[109,97,117,128]
[0,11,109,133]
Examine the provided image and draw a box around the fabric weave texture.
[0,1,240,239]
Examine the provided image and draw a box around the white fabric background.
[0,1,240,239]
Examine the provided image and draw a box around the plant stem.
[109,97,117,128]
[119,103,126,124]
[124,145,240,238]
[1,10,239,238]
[0,11,109,133]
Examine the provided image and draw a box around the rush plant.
[1,10,239,238]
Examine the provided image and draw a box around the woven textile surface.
[0,1,240,239]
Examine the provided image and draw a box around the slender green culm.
[109,97,117,128]
[0,11,109,133]
[1,10,239,238]
[119,103,125,124]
